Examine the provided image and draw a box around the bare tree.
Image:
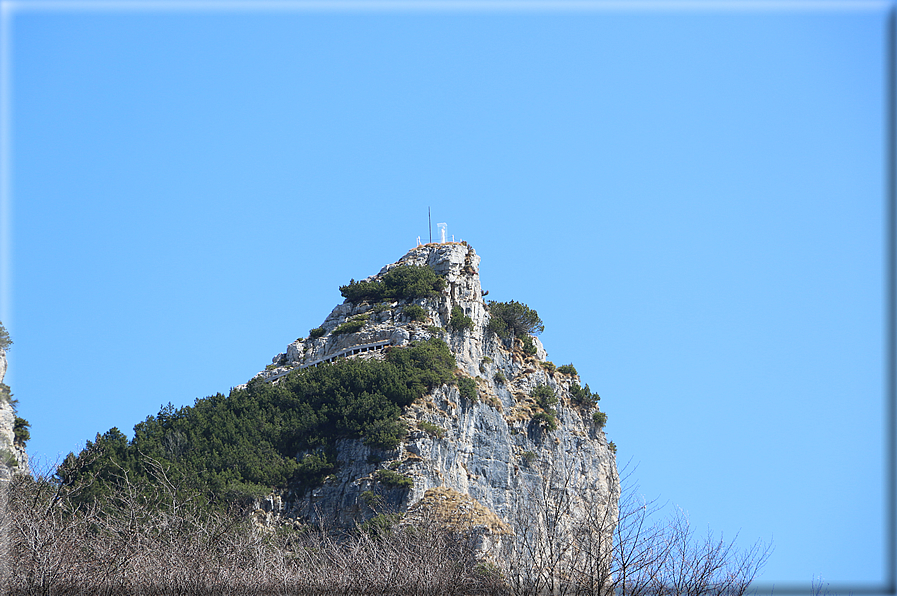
[0,452,769,596]
[0,455,507,595]
[504,461,772,596]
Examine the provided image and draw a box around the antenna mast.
[428,207,432,243]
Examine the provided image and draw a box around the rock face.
[0,349,28,480]
[251,242,619,561]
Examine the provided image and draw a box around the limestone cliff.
[0,349,28,480]
[250,243,619,558]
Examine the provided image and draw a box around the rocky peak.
[255,242,490,384]
[248,242,619,562]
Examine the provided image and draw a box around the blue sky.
[1,1,891,593]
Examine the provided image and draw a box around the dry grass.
[403,487,512,537]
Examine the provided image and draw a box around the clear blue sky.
[1,1,891,593]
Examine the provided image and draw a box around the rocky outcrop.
[0,349,28,480]
[250,242,619,561]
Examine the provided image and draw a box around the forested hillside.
[60,337,456,508]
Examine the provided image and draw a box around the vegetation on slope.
[59,338,456,508]
[447,305,473,333]
[0,321,11,351]
[486,300,544,340]
[340,264,445,303]
[531,384,559,431]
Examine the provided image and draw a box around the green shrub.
[363,418,408,450]
[0,382,12,404]
[360,512,403,535]
[309,326,326,339]
[403,304,427,321]
[340,265,445,303]
[373,302,391,313]
[571,383,600,408]
[426,325,444,335]
[608,441,617,454]
[338,279,380,304]
[447,306,474,333]
[531,384,557,410]
[0,322,11,351]
[486,300,544,339]
[557,364,577,376]
[592,411,607,428]
[418,421,446,439]
[486,316,507,339]
[375,468,413,489]
[457,376,477,401]
[531,384,558,431]
[13,417,29,445]
[333,315,368,335]
[532,411,558,432]
[520,335,537,356]
[385,337,457,398]
[541,361,556,373]
[333,319,365,335]
[493,371,506,384]
[222,480,275,506]
[482,356,492,364]
[296,451,337,486]
[521,450,537,464]
[360,490,383,508]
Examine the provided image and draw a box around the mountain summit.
[249,242,619,558]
